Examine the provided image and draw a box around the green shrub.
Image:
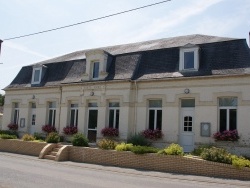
[164,143,184,156]
[127,133,151,146]
[231,155,250,169]
[191,145,212,156]
[97,138,117,150]
[22,134,35,141]
[115,143,133,151]
[0,130,18,137]
[130,146,159,154]
[72,133,89,147]
[34,132,46,140]
[200,147,232,164]
[0,134,17,139]
[45,132,60,143]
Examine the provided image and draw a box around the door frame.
[87,106,98,142]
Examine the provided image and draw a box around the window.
[92,62,99,79]
[219,97,237,132]
[70,104,78,127]
[148,100,162,130]
[13,103,19,125]
[179,47,199,71]
[48,102,56,127]
[181,99,195,108]
[31,67,42,84]
[109,102,120,129]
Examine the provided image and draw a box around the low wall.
[69,146,250,180]
[0,139,47,156]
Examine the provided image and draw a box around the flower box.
[213,130,239,141]
[141,129,163,140]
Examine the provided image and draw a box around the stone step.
[50,151,58,156]
[53,148,60,152]
[44,155,56,160]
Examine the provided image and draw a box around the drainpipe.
[133,80,138,135]
[58,86,62,134]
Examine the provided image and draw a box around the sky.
[0,0,250,94]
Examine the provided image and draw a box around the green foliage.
[0,134,17,139]
[34,132,46,140]
[97,138,117,150]
[0,130,18,137]
[163,143,184,156]
[72,133,89,147]
[191,145,212,156]
[130,146,159,154]
[22,134,35,141]
[115,143,133,151]
[127,133,151,146]
[45,132,60,143]
[231,155,250,169]
[200,147,232,164]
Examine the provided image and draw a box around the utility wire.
[3,0,171,41]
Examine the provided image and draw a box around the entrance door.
[88,103,98,142]
[179,98,195,152]
[29,104,36,135]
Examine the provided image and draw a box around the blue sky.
[0,0,250,94]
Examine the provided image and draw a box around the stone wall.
[0,139,47,156]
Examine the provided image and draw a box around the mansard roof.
[5,34,250,89]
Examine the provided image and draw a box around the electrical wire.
[3,0,171,41]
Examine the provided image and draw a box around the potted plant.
[63,126,78,135]
[42,125,56,134]
[141,129,163,140]
[101,127,119,138]
[213,129,239,141]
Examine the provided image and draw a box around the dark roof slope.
[5,34,250,90]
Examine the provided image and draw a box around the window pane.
[109,109,114,128]
[149,110,155,130]
[88,110,98,129]
[34,70,40,82]
[229,109,237,130]
[70,110,75,125]
[184,51,194,69]
[52,110,56,126]
[14,103,19,108]
[75,110,78,127]
[88,102,98,107]
[156,110,162,130]
[181,99,195,107]
[14,110,19,125]
[220,109,227,132]
[109,102,119,107]
[49,102,56,108]
[31,103,36,108]
[48,110,53,125]
[93,62,99,78]
[115,110,119,129]
[71,104,78,108]
[219,98,237,107]
[149,100,162,107]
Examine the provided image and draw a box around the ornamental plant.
[63,126,78,135]
[141,129,163,140]
[213,130,239,141]
[101,127,119,137]
[7,123,18,131]
[42,125,56,134]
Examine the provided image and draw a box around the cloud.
[127,0,224,42]
[3,41,49,59]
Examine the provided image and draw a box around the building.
[2,34,250,153]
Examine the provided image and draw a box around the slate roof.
[5,34,250,90]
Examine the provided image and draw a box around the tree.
[0,94,4,106]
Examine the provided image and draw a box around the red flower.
[42,125,56,134]
[141,129,163,140]
[7,123,18,131]
[213,130,239,141]
[101,127,119,137]
[63,126,78,135]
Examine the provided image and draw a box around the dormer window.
[179,45,199,71]
[32,67,42,84]
[92,62,100,79]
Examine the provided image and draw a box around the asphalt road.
[0,152,249,188]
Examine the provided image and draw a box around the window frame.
[70,103,79,127]
[48,102,56,127]
[218,97,237,132]
[179,47,199,71]
[108,102,120,129]
[92,62,100,80]
[148,100,162,130]
[31,67,42,84]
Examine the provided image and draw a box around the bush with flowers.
[101,127,119,137]
[63,126,78,135]
[213,130,239,141]
[42,125,56,134]
[7,123,18,131]
[141,129,163,140]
